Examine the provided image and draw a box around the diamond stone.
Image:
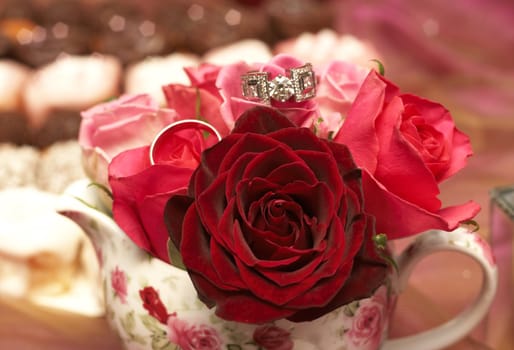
[244,82,258,97]
[268,75,294,102]
[241,72,270,104]
[290,63,316,102]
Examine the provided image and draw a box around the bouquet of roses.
[79,54,479,324]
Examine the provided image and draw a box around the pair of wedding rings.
[149,63,316,163]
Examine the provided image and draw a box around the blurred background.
[0,0,513,349]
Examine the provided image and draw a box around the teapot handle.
[381,228,497,350]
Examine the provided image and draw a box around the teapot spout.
[57,180,121,259]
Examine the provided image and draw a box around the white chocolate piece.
[0,60,31,112]
[274,29,381,67]
[0,187,103,316]
[203,39,273,65]
[23,54,122,129]
[125,53,200,106]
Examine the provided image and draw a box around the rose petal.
[86,106,178,162]
[192,134,240,196]
[162,84,230,136]
[184,63,222,98]
[196,173,228,238]
[108,146,151,178]
[269,127,329,152]
[334,71,399,173]
[401,94,473,181]
[210,238,246,289]
[284,216,365,309]
[242,145,306,182]
[234,220,345,305]
[374,96,442,212]
[289,215,387,322]
[217,61,254,129]
[180,203,239,291]
[232,107,296,135]
[164,194,193,250]
[361,170,480,238]
[232,218,306,269]
[138,192,180,262]
[287,262,387,322]
[294,150,344,200]
[194,274,294,323]
[278,182,336,240]
[266,161,318,185]
[109,149,194,262]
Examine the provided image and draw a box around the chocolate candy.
[0,112,29,145]
[12,23,89,67]
[266,0,335,40]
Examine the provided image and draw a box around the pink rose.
[315,60,370,138]
[253,325,293,350]
[335,71,480,238]
[216,54,319,130]
[167,316,222,350]
[111,266,127,304]
[109,122,216,263]
[79,94,178,187]
[347,301,385,350]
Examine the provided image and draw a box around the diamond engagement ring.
[241,63,316,104]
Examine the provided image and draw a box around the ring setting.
[241,63,316,104]
[149,119,222,165]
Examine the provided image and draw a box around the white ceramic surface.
[58,180,497,350]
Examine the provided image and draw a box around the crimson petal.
[232,107,296,135]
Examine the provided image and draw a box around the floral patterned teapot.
[58,179,497,350]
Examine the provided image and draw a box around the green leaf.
[373,234,398,273]
[71,195,99,211]
[373,233,388,250]
[120,311,136,333]
[226,345,243,350]
[140,314,164,333]
[379,251,399,274]
[152,334,175,350]
[370,59,385,76]
[130,333,148,345]
[461,219,480,232]
[343,301,359,317]
[88,182,113,199]
[167,238,186,270]
[196,88,203,120]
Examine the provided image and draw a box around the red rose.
[139,286,169,324]
[109,123,215,263]
[166,107,388,323]
[183,63,222,99]
[335,71,480,238]
[253,325,293,350]
[162,83,230,138]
